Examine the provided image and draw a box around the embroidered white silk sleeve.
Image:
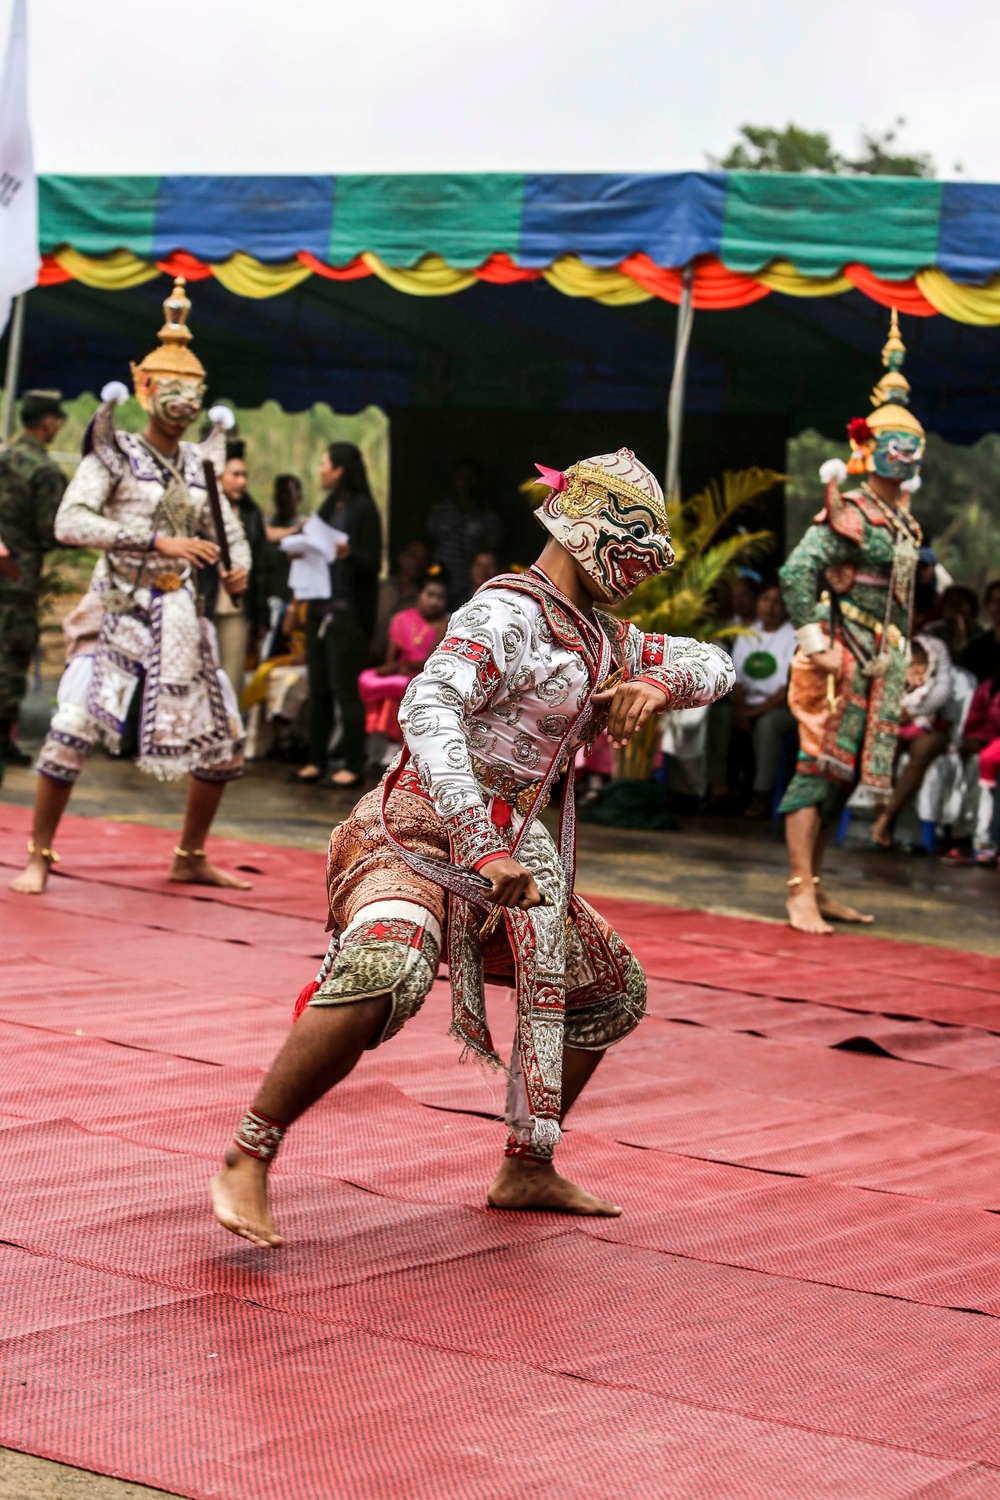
[195,485,252,572]
[624,627,735,708]
[55,454,154,553]
[399,594,532,869]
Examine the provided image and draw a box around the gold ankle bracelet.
[173,846,206,859]
[27,839,59,864]
[787,876,822,889]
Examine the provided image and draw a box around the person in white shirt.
[730,581,798,818]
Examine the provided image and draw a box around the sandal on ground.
[941,846,996,867]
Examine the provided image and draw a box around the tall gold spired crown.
[867,307,924,438]
[131,277,207,408]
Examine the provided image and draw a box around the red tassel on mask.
[292,979,320,1022]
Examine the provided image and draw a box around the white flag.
[0,0,37,337]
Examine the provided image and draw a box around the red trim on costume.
[634,676,671,701]
[639,634,666,669]
[474,849,509,870]
[488,798,513,830]
[503,1131,553,1163]
[292,979,320,1022]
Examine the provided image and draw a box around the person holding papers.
[289,443,382,788]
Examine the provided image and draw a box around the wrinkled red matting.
[4,804,1000,1499]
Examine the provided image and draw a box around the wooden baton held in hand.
[201,459,242,597]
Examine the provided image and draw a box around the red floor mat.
[647,979,1000,1071]
[319,1235,1000,1466]
[9,1250,995,1500]
[568,1071,1000,1207]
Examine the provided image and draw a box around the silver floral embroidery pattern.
[398,586,734,842]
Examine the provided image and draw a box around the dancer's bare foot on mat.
[9,851,54,895]
[487,1158,621,1216]
[815,884,874,925]
[786,877,833,935]
[169,850,251,889]
[211,1149,284,1248]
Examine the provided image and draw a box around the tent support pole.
[1,294,27,444]
[665,263,694,503]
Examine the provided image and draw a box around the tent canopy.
[10,172,1000,445]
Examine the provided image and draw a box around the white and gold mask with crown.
[131,277,207,430]
[534,447,674,602]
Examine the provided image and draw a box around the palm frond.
[675,467,785,554]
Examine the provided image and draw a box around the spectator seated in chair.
[941,668,1000,867]
[358,568,450,743]
[960,578,1000,685]
[926,584,980,663]
[871,635,953,850]
[728,581,798,819]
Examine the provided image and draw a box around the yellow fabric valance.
[542,257,654,306]
[52,247,160,290]
[362,253,477,296]
[211,253,312,299]
[915,268,1000,326]
[756,260,852,298]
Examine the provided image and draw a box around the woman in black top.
[293,443,382,788]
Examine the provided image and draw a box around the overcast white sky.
[19,0,1000,180]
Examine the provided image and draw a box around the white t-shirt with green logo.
[730,620,797,707]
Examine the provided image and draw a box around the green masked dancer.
[779,311,924,934]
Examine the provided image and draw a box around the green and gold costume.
[778,482,920,818]
[779,310,924,821]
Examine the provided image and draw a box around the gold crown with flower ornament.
[865,307,925,438]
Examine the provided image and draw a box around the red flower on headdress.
[848,418,873,445]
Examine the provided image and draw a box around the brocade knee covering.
[564,906,647,1051]
[308,901,441,1048]
[36,702,99,785]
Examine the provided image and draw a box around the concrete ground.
[2,738,998,1498]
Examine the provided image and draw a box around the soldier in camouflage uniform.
[0,391,67,773]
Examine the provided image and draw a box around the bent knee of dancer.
[308,903,441,1048]
[36,705,99,784]
[565,952,647,1051]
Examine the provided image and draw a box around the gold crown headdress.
[130,278,207,410]
[866,307,925,438]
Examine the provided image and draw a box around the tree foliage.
[715,119,934,178]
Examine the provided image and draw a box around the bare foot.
[330,769,361,789]
[815,884,874,924]
[486,1157,621,1216]
[786,881,834,935]
[211,1148,284,1249]
[169,852,251,889]
[9,853,53,895]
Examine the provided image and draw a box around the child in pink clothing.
[358,570,450,739]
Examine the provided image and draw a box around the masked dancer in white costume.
[10,279,252,895]
[211,447,734,1246]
